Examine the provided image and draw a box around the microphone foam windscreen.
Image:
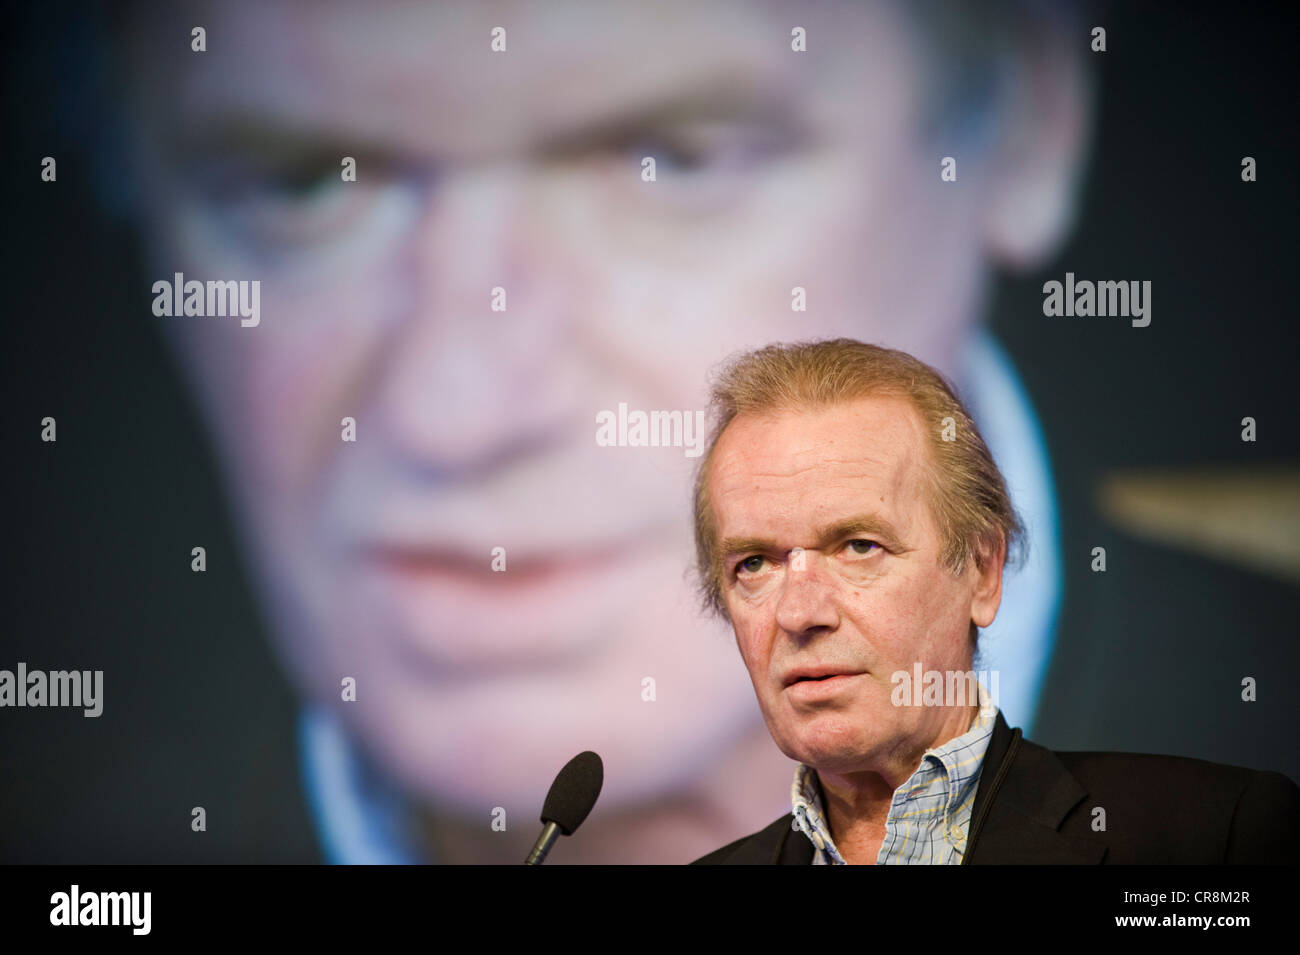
[541,750,604,835]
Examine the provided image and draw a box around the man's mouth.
[364,545,622,585]
[348,537,659,672]
[782,668,864,687]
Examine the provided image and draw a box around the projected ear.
[980,15,1096,271]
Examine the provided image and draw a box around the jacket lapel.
[964,712,1106,864]
[708,813,812,864]
[775,815,815,864]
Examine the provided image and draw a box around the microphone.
[524,751,603,865]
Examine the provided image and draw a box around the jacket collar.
[963,711,1106,864]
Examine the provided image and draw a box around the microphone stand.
[524,821,562,865]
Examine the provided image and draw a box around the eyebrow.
[163,116,392,167]
[161,71,811,168]
[717,512,909,565]
[538,78,811,156]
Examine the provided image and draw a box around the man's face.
[121,0,1009,812]
[708,395,1002,776]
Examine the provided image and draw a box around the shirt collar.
[791,684,999,864]
[298,705,426,864]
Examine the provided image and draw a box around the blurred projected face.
[121,0,1006,811]
[708,397,999,773]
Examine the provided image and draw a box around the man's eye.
[624,134,718,175]
[263,165,339,200]
[183,154,414,256]
[225,162,344,207]
[645,138,714,174]
[621,124,782,178]
[737,555,766,575]
[846,540,879,555]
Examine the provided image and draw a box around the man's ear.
[969,535,1006,630]
[980,10,1097,270]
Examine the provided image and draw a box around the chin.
[778,717,887,771]
[344,694,571,812]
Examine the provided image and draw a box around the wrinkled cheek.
[727,616,767,677]
[733,573,784,609]
[238,321,346,501]
[175,332,320,541]
[158,189,408,513]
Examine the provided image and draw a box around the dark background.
[2,1,1297,861]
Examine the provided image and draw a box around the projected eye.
[736,555,767,575]
[184,154,423,257]
[206,160,358,240]
[609,123,796,215]
[630,128,766,175]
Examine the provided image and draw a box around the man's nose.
[371,161,580,478]
[773,550,840,638]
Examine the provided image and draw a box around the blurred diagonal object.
[1095,466,1300,584]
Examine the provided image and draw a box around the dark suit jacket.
[692,712,1300,864]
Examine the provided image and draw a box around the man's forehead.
[126,0,905,161]
[709,397,929,523]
